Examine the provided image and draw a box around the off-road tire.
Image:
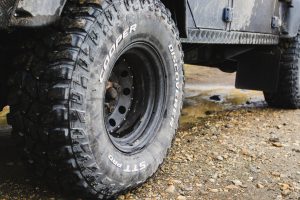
[0,30,48,109]
[8,1,184,199]
[6,29,52,149]
[264,33,300,108]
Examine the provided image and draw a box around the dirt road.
[0,65,299,200]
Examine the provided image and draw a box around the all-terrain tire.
[6,29,53,151]
[264,33,300,108]
[0,30,49,110]
[8,1,184,199]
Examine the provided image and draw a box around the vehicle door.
[187,0,229,30]
[231,0,279,34]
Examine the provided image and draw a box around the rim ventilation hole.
[121,71,129,77]
[118,106,127,114]
[109,119,116,127]
[123,88,131,95]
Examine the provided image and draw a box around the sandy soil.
[0,65,299,200]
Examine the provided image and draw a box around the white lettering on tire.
[123,161,147,173]
[169,44,181,127]
[108,154,122,168]
[100,24,137,83]
[108,154,147,173]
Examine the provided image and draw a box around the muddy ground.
[0,65,299,200]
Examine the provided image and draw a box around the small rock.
[212,173,218,179]
[232,180,243,186]
[248,177,254,182]
[173,179,182,184]
[292,148,300,153]
[269,137,280,143]
[205,110,215,115]
[272,142,283,147]
[211,135,218,140]
[118,195,125,200]
[209,178,215,183]
[241,148,251,156]
[276,125,282,129]
[175,138,181,142]
[275,195,283,200]
[271,172,281,177]
[216,156,224,161]
[225,185,239,190]
[183,186,193,191]
[281,190,291,196]
[200,190,209,195]
[209,188,219,193]
[256,183,264,188]
[124,193,131,199]
[225,124,233,129]
[209,95,222,101]
[249,165,261,173]
[279,183,290,191]
[166,185,176,193]
[177,195,186,200]
[196,183,203,187]
[186,154,194,161]
[167,179,174,185]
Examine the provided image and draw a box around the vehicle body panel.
[187,0,228,30]
[0,0,17,28]
[0,0,299,38]
[0,0,66,28]
[17,0,65,16]
[283,0,300,37]
[231,0,278,34]
[185,0,300,40]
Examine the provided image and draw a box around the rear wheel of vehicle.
[9,1,184,199]
[264,33,300,108]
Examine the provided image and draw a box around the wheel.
[264,33,300,108]
[8,1,184,199]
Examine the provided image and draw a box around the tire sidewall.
[78,2,184,187]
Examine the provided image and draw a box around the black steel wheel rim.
[104,42,166,154]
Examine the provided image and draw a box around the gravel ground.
[0,66,300,200]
